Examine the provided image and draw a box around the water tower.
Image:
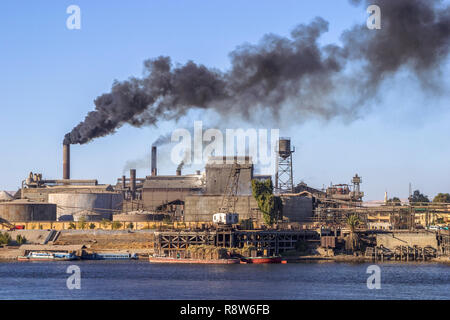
[275,138,295,193]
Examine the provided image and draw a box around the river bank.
[2,246,449,264]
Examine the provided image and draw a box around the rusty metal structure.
[275,138,294,194]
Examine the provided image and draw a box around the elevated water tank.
[278,138,292,159]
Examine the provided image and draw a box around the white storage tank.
[48,193,123,221]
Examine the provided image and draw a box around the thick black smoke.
[64,0,449,145]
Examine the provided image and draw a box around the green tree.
[346,214,360,251]
[433,193,450,203]
[111,221,123,230]
[387,197,402,206]
[68,222,76,230]
[16,234,27,245]
[0,232,12,245]
[251,179,283,226]
[126,223,134,229]
[410,190,429,204]
[100,219,111,229]
[89,223,96,229]
[77,217,87,230]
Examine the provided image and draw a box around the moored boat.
[240,256,283,264]
[18,251,77,261]
[82,252,138,260]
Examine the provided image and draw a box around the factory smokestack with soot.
[130,169,136,199]
[63,144,70,180]
[151,146,157,176]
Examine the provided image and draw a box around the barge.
[82,252,138,260]
[18,252,77,261]
[240,256,283,264]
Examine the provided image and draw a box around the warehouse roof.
[24,184,115,193]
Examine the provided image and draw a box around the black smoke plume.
[64,0,449,145]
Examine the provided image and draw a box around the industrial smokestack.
[176,169,181,176]
[130,169,136,198]
[151,146,157,176]
[63,144,70,180]
[122,175,126,189]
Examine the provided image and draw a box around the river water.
[0,261,448,300]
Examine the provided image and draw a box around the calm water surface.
[0,261,449,300]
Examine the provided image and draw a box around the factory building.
[9,139,318,225]
[204,156,253,195]
[182,156,259,222]
[280,193,314,223]
[184,195,263,222]
[142,173,204,211]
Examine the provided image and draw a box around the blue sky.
[1,0,449,200]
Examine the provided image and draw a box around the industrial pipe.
[41,179,98,185]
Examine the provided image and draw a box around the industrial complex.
[0,137,449,262]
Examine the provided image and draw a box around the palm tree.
[346,214,360,251]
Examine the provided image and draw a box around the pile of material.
[0,191,13,202]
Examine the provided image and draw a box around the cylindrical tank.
[278,138,291,156]
[48,193,123,221]
[0,200,57,222]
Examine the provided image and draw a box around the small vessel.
[82,252,138,260]
[18,251,77,261]
[240,256,283,264]
[149,255,240,264]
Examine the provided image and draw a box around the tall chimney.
[63,144,70,180]
[122,175,126,189]
[130,169,136,199]
[151,146,157,176]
